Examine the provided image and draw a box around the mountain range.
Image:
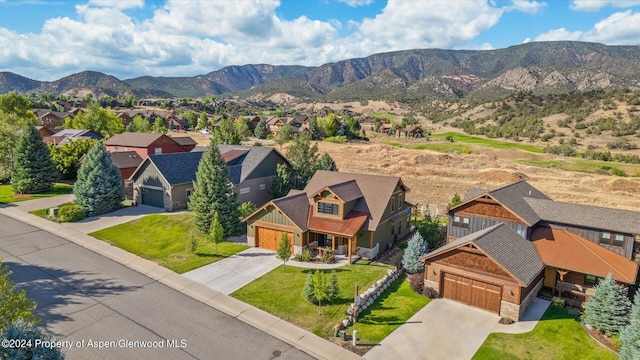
[1,41,639,101]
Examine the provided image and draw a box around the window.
[154,147,162,155]
[462,217,470,229]
[585,275,601,286]
[453,216,470,229]
[259,184,266,191]
[614,234,625,247]
[186,188,194,198]
[390,196,395,212]
[453,216,461,227]
[114,146,119,152]
[317,202,338,215]
[239,187,250,194]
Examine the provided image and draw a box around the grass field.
[385,141,472,154]
[516,159,640,177]
[0,183,73,204]
[473,306,617,360]
[431,132,544,153]
[350,276,430,344]
[368,112,397,122]
[232,262,392,338]
[89,213,248,273]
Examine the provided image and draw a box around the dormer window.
[318,202,338,215]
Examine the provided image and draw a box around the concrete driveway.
[183,247,281,294]
[364,297,550,360]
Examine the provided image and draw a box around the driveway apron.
[183,247,281,294]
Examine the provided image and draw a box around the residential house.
[46,129,102,146]
[105,133,188,157]
[110,151,144,198]
[171,136,197,152]
[401,125,425,138]
[421,180,640,321]
[129,145,290,211]
[33,110,71,129]
[36,126,56,138]
[244,171,415,262]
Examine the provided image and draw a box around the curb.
[0,207,362,360]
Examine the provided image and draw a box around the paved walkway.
[364,297,550,360]
[60,204,167,234]
[9,193,75,212]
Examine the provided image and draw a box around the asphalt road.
[0,213,315,360]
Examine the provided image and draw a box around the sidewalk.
[0,203,361,360]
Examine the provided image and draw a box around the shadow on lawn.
[194,252,229,259]
[353,273,406,324]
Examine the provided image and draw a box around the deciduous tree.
[0,93,36,182]
[126,115,151,132]
[12,126,57,194]
[0,262,37,334]
[74,142,124,216]
[276,233,291,272]
[188,141,241,236]
[48,138,98,179]
[270,163,291,198]
[207,212,224,254]
[63,102,124,137]
[151,117,167,134]
[213,118,241,145]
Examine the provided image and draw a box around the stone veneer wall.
[500,279,543,321]
[425,279,439,294]
[246,235,255,247]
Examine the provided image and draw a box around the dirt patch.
[584,326,619,354]
[11,194,31,199]
[328,336,375,357]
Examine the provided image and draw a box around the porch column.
[348,237,352,264]
[331,235,335,251]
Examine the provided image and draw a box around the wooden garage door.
[443,273,501,314]
[256,227,293,251]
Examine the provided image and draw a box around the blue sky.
[0,0,639,81]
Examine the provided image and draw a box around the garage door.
[443,273,501,314]
[141,187,164,208]
[256,227,293,251]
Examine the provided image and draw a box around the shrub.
[551,296,565,308]
[295,248,313,262]
[57,203,86,222]
[252,141,262,147]
[1,321,65,360]
[611,334,622,350]
[611,168,627,177]
[398,243,408,250]
[321,249,335,264]
[324,136,347,143]
[423,286,438,299]
[409,273,424,295]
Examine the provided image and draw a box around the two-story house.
[244,171,414,263]
[421,180,640,321]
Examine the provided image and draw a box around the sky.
[0,0,639,81]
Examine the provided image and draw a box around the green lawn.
[473,306,617,360]
[232,262,392,337]
[350,276,430,344]
[29,208,49,218]
[0,183,74,204]
[431,132,544,153]
[385,141,472,154]
[516,158,640,177]
[368,112,397,121]
[89,213,248,273]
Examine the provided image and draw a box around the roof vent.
[528,190,531,196]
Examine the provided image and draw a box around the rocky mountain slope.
[1,41,638,100]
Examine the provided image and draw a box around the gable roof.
[423,223,544,286]
[453,181,550,226]
[217,145,289,185]
[316,180,363,204]
[109,151,143,169]
[270,193,310,231]
[145,152,203,185]
[105,132,166,147]
[525,197,640,235]
[171,136,197,147]
[304,171,409,231]
[532,227,638,284]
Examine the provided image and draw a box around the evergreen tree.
[188,142,241,236]
[11,126,57,194]
[254,121,268,139]
[0,261,37,333]
[325,271,340,302]
[74,142,124,216]
[270,163,291,198]
[276,233,291,272]
[583,274,631,336]
[402,232,429,274]
[302,271,316,303]
[308,117,322,140]
[316,153,338,172]
[620,289,640,360]
[207,212,224,253]
[313,271,328,310]
[448,193,462,209]
[1,321,65,360]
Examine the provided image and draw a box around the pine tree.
[448,193,462,209]
[207,212,224,254]
[11,126,57,194]
[402,232,429,274]
[276,233,291,272]
[308,117,322,140]
[583,274,631,336]
[313,271,328,310]
[1,321,65,360]
[73,142,124,216]
[188,142,241,236]
[254,121,268,139]
[302,271,316,303]
[620,289,640,360]
[325,271,340,302]
[316,153,338,172]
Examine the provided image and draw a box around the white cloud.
[534,10,640,45]
[570,0,640,12]
[88,0,144,9]
[337,0,375,6]
[507,0,547,14]
[535,27,583,42]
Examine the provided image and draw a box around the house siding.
[235,176,274,208]
[544,222,633,259]
[170,183,192,211]
[132,161,165,188]
[448,214,527,240]
[246,206,295,238]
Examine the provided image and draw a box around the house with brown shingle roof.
[243,171,415,263]
[422,180,640,320]
[105,132,188,158]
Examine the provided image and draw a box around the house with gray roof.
[129,145,289,211]
[430,180,640,318]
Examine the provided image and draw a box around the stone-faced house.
[244,171,414,263]
[129,145,290,211]
[422,180,640,320]
[105,133,188,158]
